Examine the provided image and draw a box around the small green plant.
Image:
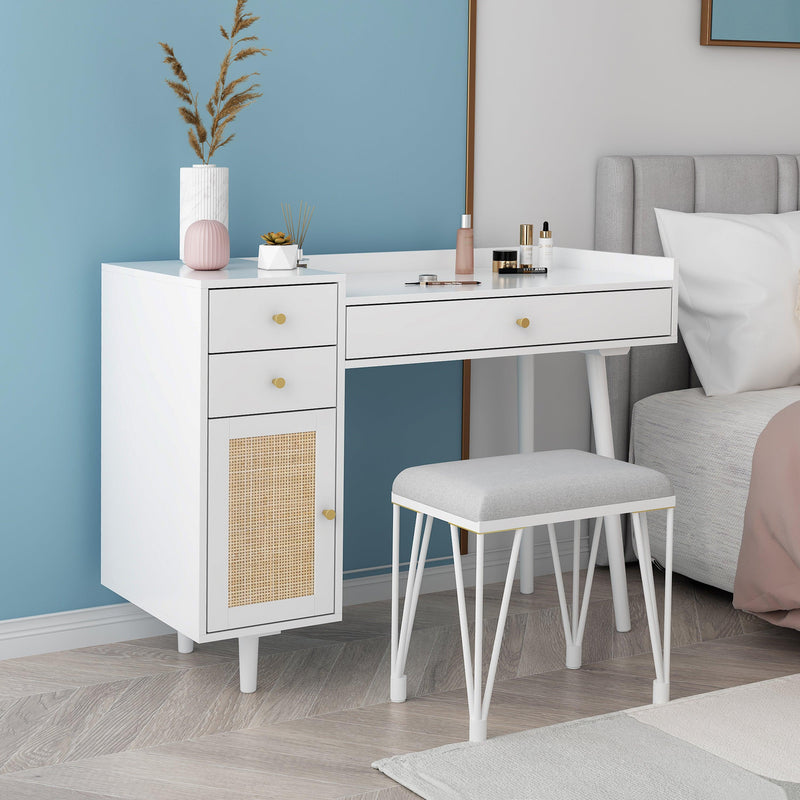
[261,232,293,246]
[159,0,269,163]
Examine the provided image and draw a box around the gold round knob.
[516,317,531,329]
[322,509,336,520]
[272,313,286,325]
[272,377,286,389]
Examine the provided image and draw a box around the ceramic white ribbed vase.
[179,165,228,260]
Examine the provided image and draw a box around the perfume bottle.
[539,221,553,271]
[520,224,534,268]
[455,214,474,275]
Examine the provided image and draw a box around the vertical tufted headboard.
[594,154,800,461]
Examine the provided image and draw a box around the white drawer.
[208,347,337,418]
[209,284,338,353]
[346,288,673,360]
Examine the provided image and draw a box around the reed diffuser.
[258,202,315,271]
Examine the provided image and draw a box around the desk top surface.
[103,247,674,304]
[339,264,672,305]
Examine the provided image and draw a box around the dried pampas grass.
[159,0,269,163]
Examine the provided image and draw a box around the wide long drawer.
[209,284,338,353]
[346,288,672,360]
[208,347,337,418]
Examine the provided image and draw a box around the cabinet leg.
[238,636,259,693]
[176,632,194,654]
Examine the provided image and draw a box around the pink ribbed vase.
[183,219,230,271]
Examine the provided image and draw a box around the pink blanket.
[733,400,800,630]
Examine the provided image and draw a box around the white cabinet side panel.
[101,268,205,639]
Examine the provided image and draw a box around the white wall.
[471,0,800,466]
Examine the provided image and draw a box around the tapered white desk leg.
[176,632,194,654]
[517,354,535,595]
[238,636,259,693]
[585,351,631,633]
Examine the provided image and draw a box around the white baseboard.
[1,533,586,660]
[0,602,172,660]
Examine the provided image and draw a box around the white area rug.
[373,674,800,800]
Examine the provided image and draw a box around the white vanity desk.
[101,245,676,691]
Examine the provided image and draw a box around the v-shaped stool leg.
[391,508,432,703]
[631,509,673,704]
[450,525,523,742]
[547,517,604,669]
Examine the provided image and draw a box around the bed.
[595,155,800,622]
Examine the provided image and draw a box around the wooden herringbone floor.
[0,567,798,799]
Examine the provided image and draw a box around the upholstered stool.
[389,449,675,743]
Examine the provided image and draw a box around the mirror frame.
[460,0,477,551]
[701,0,800,47]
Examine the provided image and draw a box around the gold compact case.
[493,249,518,273]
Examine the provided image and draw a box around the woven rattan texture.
[228,431,316,608]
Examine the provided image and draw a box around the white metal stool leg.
[390,504,403,702]
[662,507,674,703]
[390,510,433,703]
[631,510,673,704]
[450,525,474,715]
[547,518,603,669]
[450,526,524,743]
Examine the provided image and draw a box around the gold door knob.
[322,509,336,520]
[272,377,286,389]
[272,313,287,325]
[516,317,531,329]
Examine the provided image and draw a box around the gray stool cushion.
[393,449,672,524]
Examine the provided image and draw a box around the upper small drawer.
[209,284,338,353]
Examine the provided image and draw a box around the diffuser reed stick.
[281,202,315,250]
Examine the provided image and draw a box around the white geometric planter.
[258,244,299,271]
[179,165,229,260]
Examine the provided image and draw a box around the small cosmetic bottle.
[519,224,534,269]
[539,221,553,271]
[455,214,474,275]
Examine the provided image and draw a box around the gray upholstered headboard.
[594,154,800,461]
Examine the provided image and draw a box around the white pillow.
[655,208,800,396]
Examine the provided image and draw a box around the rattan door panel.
[207,409,337,633]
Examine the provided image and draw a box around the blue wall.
[710,0,800,42]
[0,1,467,619]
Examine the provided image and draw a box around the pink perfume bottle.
[455,213,474,275]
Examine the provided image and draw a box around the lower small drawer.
[208,347,337,418]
